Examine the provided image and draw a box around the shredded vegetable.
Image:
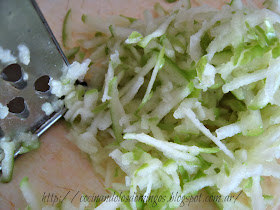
[20,0,280,209]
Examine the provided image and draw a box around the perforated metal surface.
[0,0,67,140]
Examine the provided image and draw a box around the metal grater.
[0,0,68,168]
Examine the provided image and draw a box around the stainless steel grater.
[0,0,68,167]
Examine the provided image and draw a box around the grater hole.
[1,64,22,82]
[1,63,27,89]
[7,97,29,118]
[34,75,50,93]
[0,127,4,138]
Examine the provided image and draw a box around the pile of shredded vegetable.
[20,0,280,209]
